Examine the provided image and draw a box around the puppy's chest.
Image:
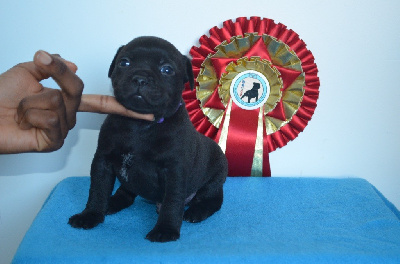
[111,139,172,189]
[119,152,134,182]
[113,147,159,180]
[103,118,180,193]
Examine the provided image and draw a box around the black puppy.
[68,36,228,242]
[241,82,260,103]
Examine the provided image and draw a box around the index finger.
[79,94,155,121]
[33,50,84,129]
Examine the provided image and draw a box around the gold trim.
[250,106,265,177]
[217,99,233,153]
[196,33,305,134]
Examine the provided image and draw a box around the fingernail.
[36,50,52,65]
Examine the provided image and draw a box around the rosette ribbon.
[183,17,320,177]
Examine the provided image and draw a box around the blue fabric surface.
[13,177,400,263]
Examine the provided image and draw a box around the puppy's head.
[252,83,260,90]
[108,36,194,120]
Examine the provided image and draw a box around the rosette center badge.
[230,70,270,110]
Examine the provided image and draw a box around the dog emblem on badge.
[230,70,270,110]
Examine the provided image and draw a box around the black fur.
[68,36,228,242]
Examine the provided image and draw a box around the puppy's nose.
[132,76,148,87]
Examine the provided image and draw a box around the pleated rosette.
[183,17,320,176]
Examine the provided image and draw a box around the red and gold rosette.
[183,17,320,177]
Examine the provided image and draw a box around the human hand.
[0,51,154,154]
[0,50,85,153]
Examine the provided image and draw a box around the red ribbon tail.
[224,103,259,176]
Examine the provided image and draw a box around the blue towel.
[13,177,400,263]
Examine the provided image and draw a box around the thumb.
[22,50,79,81]
[35,50,78,73]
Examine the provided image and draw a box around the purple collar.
[156,102,182,124]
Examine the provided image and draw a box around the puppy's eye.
[118,58,131,67]
[160,65,175,76]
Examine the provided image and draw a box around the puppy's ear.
[183,56,195,91]
[108,45,125,78]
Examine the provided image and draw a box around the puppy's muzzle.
[129,75,161,103]
[132,75,150,88]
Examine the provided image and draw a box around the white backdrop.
[1,0,399,263]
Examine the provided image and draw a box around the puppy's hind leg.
[183,185,223,223]
[183,169,226,223]
[107,186,137,215]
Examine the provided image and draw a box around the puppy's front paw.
[146,226,180,242]
[68,211,104,229]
